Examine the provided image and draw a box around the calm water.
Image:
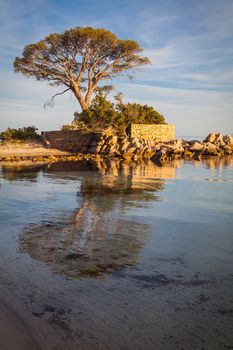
[0,157,233,350]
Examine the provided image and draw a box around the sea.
[0,156,232,350]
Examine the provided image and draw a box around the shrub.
[0,126,39,141]
[71,92,166,135]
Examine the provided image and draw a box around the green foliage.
[71,92,166,135]
[73,93,119,132]
[0,126,39,141]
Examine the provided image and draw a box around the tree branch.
[43,88,70,108]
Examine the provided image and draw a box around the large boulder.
[204,133,216,143]
[223,134,233,146]
[164,139,182,150]
[204,142,217,154]
[223,145,232,154]
[189,142,204,152]
[214,133,225,147]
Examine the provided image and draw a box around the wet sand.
[0,295,40,350]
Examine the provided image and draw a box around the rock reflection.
[20,159,176,279]
[0,163,45,182]
[200,156,233,169]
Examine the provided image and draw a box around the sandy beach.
[0,141,71,158]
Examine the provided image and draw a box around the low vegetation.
[0,126,39,142]
[63,92,166,135]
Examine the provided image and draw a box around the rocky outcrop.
[84,132,233,162]
[1,132,232,163]
[150,133,233,163]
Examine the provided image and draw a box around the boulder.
[189,142,204,152]
[204,142,217,154]
[105,135,118,146]
[214,133,225,147]
[121,147,136,160]
[150,149,167,163]
[119,140,130,153]
[204,133,216,143]
[193,152,201,161]
[223,134,233,146]
[100,144,108,154]
[153,143,162,151]
[143,147,155,159]
[223,145,232,154]
[173,146,184,154]
[105,144,119,155]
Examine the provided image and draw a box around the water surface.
[0,157,233,350]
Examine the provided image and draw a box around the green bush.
[0,126,39,141]
[71,92,166,135]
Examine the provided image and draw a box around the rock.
[153,143,162,151]
[204,133,216,143]
[184,150,193,157]
[193,152,201,161]
[168,138,183,147]
[150,149,167,163]
[100,144,108,154]
[143,147,155,159]
[204,142,217,154]
[223,134,233,146]
[131,138,142,148]
[105,144,119,155]
[214,133,225,147]
[105,135,118,146]
[223,145,232,154]
[173,146,184,154]
[121,147,136,160]
[119,140,130,153]
[189,142,204,152]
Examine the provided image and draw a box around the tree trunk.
[72,84,89,111]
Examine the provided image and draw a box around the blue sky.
[0,0,233,136]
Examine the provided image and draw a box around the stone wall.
[130,124,175,142]
[41,124,176,157]
[41,130,102,153]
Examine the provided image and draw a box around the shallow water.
[0,157,233,350]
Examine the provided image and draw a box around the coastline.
[0,140,100,163]
[0,132,232,164]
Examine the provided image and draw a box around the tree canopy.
[14,27,150,111]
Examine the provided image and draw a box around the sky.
[0,0,233,136]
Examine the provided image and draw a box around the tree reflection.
[19,159,176,279]
[1,156,232,278]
